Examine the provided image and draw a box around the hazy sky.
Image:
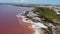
[0,0,60,5]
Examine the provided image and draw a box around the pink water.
[0,5,34,34]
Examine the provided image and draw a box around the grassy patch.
[33,7,60,24]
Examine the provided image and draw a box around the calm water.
[0,5,34,34]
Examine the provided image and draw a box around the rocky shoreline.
[16,7,60,34]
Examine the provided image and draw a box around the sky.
[0,0,60,5]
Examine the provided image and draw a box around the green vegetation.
[33,7,60,24]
